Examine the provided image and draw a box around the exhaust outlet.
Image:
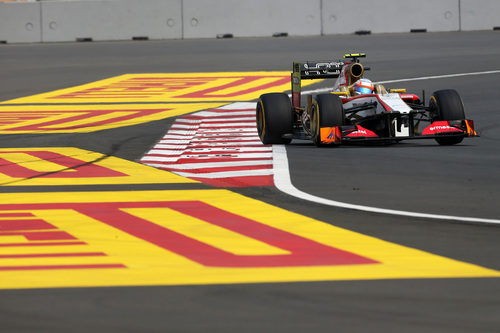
[349,62,364,82]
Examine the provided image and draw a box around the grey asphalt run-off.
[0,31,499,333]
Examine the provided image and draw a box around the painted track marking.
[272,145,500,225]
[0,147,194,186]
[140,103,274,187]
[1,190,498,289]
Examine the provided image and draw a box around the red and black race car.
[256,53,477,146]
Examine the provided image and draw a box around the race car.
[256,53,477,146]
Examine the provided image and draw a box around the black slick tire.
[429,89,466,145]
[256,93,293,144]
[311,94,345,146]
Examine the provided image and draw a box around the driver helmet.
[353,78,374,95]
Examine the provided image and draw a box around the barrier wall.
[461,0,500,31]
[0,2,41,43]
[182,0,321,38]
[41,0,182,42]
[321,0,459,34]
[0,0,498,43]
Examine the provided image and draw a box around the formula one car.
[256,53,477,146]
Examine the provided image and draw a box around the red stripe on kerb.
[0,219,57,231]
[0,213,35,218]
[0,252,107,258]
[0,231,77,241]
[0,241,87,247]
[0,264,126,271]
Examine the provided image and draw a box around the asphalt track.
[1,31,500,332]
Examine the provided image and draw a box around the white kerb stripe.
[196,128,257,133]
[173,169,273,179]
[193,133,258,138]
[199,122,257,128]
[149,147,271,155]
[171,118,201,124]
[160,135,195,140]
[190,141,264,146]
[170,124,200,129]
[195,111,255,117]
[217,102,257,109]
[158,140,192,144]
[177,117,255,123]
[147,149,184,156]
[272,145,500,225]
[143,160,273,169]
[153,144,191,149]
[179,152,273,159]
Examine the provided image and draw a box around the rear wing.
[295,61,344,79]
[291,61,344,108]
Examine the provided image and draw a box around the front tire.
[256,93,293,144]
[311,94,345,146]
[429,89,465,145]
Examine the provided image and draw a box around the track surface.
[1,31,500,332]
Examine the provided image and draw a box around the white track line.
[377,69,500,84]
[272,145,500,225]
[300,69,500,95]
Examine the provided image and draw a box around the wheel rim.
[310,104,319,139]
[429,96,439,120]
[256,102,265,140]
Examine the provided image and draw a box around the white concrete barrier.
[321,0,459,34]
[460,0,500,31]
[0,0,498,44]
[0,2,41,43]
[40,0,182,42]
[182,0,322,38]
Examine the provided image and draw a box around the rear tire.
[429,89,465,145]
[256,93,293,144]
[311,94,345,146]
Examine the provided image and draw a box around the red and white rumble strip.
[140,102,273,187]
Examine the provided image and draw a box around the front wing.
[319,119,478,144]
